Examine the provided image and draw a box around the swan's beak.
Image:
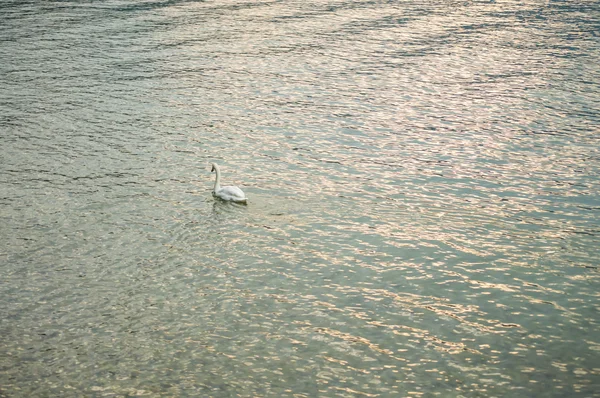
[211,165,215,172]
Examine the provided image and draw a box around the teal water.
[1,0,599,396]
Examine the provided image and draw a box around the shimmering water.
[1,0,599,396]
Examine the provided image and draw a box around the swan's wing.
[218,185,246,200]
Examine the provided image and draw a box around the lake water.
[1,0,599,396]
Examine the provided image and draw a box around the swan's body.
[211,162,247,203]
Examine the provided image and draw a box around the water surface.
[1,0,599,396]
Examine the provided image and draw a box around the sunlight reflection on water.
[1,0,599,396]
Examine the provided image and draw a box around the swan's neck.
[213,166,221,192]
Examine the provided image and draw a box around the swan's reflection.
[211,199,248,217]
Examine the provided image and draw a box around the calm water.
[1,0,599,396]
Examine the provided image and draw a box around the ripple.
[1,0,599,396]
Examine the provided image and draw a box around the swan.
[210,162,247,203]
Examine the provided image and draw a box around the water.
[1,0,599,396]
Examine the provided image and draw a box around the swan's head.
[210,162,217,172]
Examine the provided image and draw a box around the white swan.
[210,162,247,203]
